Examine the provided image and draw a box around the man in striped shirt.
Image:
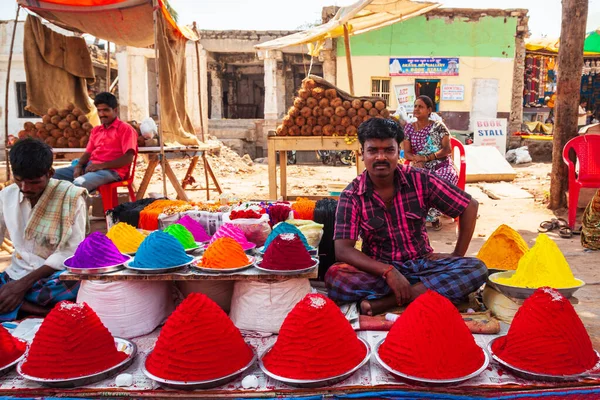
[325,118,486,315]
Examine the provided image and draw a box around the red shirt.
[85,118,138,179]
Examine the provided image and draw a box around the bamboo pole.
[4,5,20,181]
[106,41,111,92]
[152,0,167,197]
[343,23,354,96]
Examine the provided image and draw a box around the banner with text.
[394,84,416,113]
[389,57,460,76]
[473,118,507,155]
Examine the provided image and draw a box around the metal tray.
[0,341,27,378]
[487,337,600,382]
[374,339,489,385]
[63,255,131,275]
[258,337,371,388]
[254,258,319,275]
[125,258,194,274]
[257,245,318,257]
[17,338,137,388]
[142,347,257,390]
[192,256,255,273]
[488,271,585,299]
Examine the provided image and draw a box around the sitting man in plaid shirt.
[325,118,486,316]
[0,139,85,321]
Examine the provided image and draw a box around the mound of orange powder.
[378,290,485,379]
[145,293,254,381]
[0,325,26,367]
[262,293,366,379]
[21,302,127,379]
[201,237,249,269]
[492,287,599,375]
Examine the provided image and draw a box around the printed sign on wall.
[473,118,507,155]
[441,84,465,101]
[389,57,459,77]
[394,84,416,113]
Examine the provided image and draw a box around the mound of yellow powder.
[106,222,146,254]
[494,234,580,288]
[477,225,528,270]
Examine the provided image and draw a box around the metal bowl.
[257,245,318,257]
[125,259,194,274]
[17,338,137,388]
[64,255,131,275]
[192,256,255,273]
[488,271,585,299]
[258,337,371,388]
[254,258,319,276]
[487,336,600,382]
[374,339,489,385]
[0,341,27,378]
[142,347,257,390]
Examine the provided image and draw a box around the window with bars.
[371,77,390,103]
[16,82,36,118]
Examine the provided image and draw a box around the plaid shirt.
[334,165,472,263]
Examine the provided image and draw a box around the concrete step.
[208,119,259,129]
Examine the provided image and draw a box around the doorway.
[415,79,440,111]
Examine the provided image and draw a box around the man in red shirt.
[53,92,138,192]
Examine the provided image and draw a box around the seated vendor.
[325,118,486,316]
[0,139,87,321]
[53,92,138,193]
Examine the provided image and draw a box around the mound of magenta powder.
[210,223,255,251]
[176,215,211,242]
[260,233,313,271]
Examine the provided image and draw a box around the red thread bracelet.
[382,265,394,279]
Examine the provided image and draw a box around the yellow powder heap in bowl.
[494,234,580,288]
[477,224,528,270]
[106,222,146,254]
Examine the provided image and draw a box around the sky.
[0,0,599,39]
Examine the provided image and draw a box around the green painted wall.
[337,16,518,58]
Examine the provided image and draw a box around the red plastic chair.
[98,152,137,214]
[562,135,600,229]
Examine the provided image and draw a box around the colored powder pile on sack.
[145,293,254,381]
[582,190,600,250]
[164,223,197,250]
[494,234,580,288]
[260,234,314,271]
[291,197,316,220]
[267,203,292,227]
[492,288,598,375]
[477,224,528,270]
[262,293,366,379]
[210,223,255,251]
[21,302,127,379]
[106,222,146,254]
[64,232,129,269]
[263,222,310,251]
[138,200,189,231]
[378,290,485,379]
[131,231,193,269]
[176,215,211,242]
[0,325,26,367]
[202,237,248,269]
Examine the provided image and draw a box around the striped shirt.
[334,165,471,263]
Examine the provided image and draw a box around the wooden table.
[52,145,222,201]
[267,136,364,200]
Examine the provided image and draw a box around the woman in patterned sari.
[403,95,458,230]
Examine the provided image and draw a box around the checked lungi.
[325,257,487,304]
[0,271,79,321]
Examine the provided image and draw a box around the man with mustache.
[325,118,486,316]
[0,139,86,320]
[53,92,138,193]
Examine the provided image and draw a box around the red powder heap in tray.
[21,302,127,379]
[146,293,254,382]
[260,233,314,271]
[492,287,599,375]
[262,293,366,379]
[0,325,26,367]
[378,290,485,379]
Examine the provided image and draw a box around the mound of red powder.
[492,287,599,375]
[146,293,254,381]
[21,302,127,379]
[260,233,314,271]
[378,290,485,379]
[0,325,26,367]
[262,293,366,379]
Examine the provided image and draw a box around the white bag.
[77,281,175,339]
[177,281,234,313]
[139,118,157,139]
[229,279,310,334]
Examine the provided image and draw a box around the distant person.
[578,99,588,130]
[0,139,86,320]
[53,92,138,193]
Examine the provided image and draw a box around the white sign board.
[394,84,416,113]
[441,84,465,101]
[473,118,507,155]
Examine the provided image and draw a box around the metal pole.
[152,0,167,197]
[343,23,354,96]
[4,5,20,181]
[106,41,111,92]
